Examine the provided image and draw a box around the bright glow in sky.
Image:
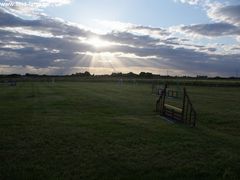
[83,37,120,48]
[0,0,240,76]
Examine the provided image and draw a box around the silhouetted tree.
[139,72,153,78]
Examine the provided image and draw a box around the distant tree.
[213,76,222,80]
[139,72,153,78]
[83,71,91,77]
[8,74,21,78]
[72,71,92,77]
[111,72,123,77]
[25,73,39,77]
[126,72,137,78]
[197,75,208,79]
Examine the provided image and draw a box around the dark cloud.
[0,9,30,26]
[177,3,240,39]
[0,9,92,37]
[103,31,160,47]
[211,4,240,26]
[181,22,240,36]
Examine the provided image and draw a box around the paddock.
[0,82,239,179]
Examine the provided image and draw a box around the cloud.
[181,22,240,36]
[175,0,240,26]
[0,9,240,76]
[129,25,170,37]
[94,20,170,38]
[174,0,204,5]
[207,4,240,26]
[0,0,72,16]
[0,9,93,37]
[173,1,240,44]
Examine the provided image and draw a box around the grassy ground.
[0,82,239,179]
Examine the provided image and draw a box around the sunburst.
[87,37,114,48]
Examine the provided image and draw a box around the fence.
[156,84,197,127]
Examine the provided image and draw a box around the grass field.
[0,82,240,179]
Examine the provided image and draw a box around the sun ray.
[86,52,126,74]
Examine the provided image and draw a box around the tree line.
[0,71,239,80]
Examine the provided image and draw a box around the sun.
[87,37,114,48]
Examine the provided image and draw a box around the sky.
[0,0,240,76]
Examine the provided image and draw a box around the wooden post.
[182,88,186,123]
[190,109,192,125]
[161,84,167,116]
[186,103,189,124]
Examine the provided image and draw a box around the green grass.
[0,82,240,179]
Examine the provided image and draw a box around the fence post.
[182,88,186,122]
